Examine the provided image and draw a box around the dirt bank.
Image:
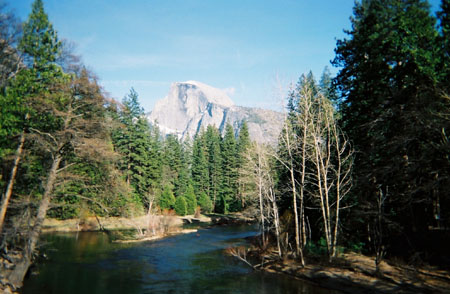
[259,251,450,293]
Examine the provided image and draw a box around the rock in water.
[147,81,283,144]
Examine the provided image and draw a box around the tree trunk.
[290,165,304,265]
[271,187,282,257]
[290,167,299,248]
[6,153,62,289]
[0,131,26,234]
[313,136,332,261]
[258,152,265,247]
[300,122,308,248]
[332,126,342,258]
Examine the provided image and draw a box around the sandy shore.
[41,214,212,233]
[113,228,200,243]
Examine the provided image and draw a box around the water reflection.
[22,226,339,294]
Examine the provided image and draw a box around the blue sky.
[8,0,442,113]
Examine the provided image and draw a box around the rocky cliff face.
[147,81,283,144]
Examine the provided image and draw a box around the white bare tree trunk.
[258,152,266,247]
[310,94,353,262]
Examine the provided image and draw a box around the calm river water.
[21,225,339,294]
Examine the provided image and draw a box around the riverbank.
[41,214,212,233]
[40,211,255,233]
[256,250,450,293]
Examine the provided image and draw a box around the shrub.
[184,185,197,215]
[159,185,176,210]
[198,192,213,213]
[174,196,187,216]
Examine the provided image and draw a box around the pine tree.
[131,117,153,200]
[147,123,163,193]
[191,130,209,196]
[332,0,443,253]
[319,66,338,106]
[162,134,183,194]
[205,125,222,210]
[219,124,238,213]
[176,138,192,197]
[19,0,60,72]
[112,89,140,186]
[237,121,251,166]
[235,121,251,210]
[111,88,154,208]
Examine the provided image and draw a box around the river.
[21,225,339,294]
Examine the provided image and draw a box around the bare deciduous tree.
[244,142,282,258]
[308,92,353,262]
[279,79,353,263]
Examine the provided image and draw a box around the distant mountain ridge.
[147,81,283,144]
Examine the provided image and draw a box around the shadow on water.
[21,225,340,294]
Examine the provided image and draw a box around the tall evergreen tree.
[175,139,191,197]
[112,88,151,208]
[237,121,251,166]
[19,0,60,72]
[205,125,222,209]
[191,130,209,196]
[162,134,183,191]
[333,0,443,255]
[319,66,338,106]
[131,117,153,201]
[287,72,319,120]
[147,124,163,190]
[235,121,251,210]
[147,123,163,195]
[219,124,238,213]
